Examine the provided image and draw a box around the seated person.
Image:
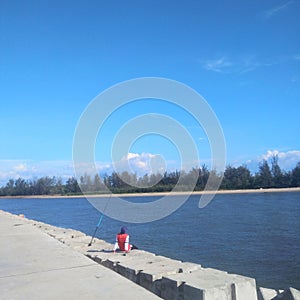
[113,226,137,253]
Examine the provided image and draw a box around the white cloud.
[0,160,75,186]
[62,152,176,177]
[229,150,300,174]
[294,54,300,61]
[242,150,300,173]
[13,163,28,172]
[261,150,300,169]
[261,149,300,161]
[202,57,232,73]
[261,150,280,160]
[201,53,300,75]
[112,152,167,176]
[124,153,140,160]
[200,55,275,74]
[263,1,293,19]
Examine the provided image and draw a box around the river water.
[0,191,299,290]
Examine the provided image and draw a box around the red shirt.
[114,233,130,251]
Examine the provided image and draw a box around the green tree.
[65,177,81,194]
[107,172,123,189]
[254,160,273,188]
[222,166,251,189]
[80,173,93,192]
[198,165,210,190]
[52,177,65,195]
[236,166,252,189]
[291,162,300,187]
[222,166,236,189]
[14,178,29,195]
[5,179,15,195]
[184,168,200,190]
[93,174,102,192]
[271,156,284,188]
[119,171,132,188]
[34,176,55,195]
[138,174,149,187]
[149,173,162,187]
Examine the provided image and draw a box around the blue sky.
[1,0,300,185]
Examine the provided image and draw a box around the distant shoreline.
[1,187,300,199]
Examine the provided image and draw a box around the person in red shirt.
[113,227,137,253]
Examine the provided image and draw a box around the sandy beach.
[1,187,300,199]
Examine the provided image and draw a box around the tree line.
[0,157,299,196]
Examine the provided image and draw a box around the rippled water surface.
[1,192,299,290]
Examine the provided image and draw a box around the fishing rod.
[88,193,112,246]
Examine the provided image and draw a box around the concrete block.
[160,276,184,300]
[180,261,202,273]
[139,259,182,296]
[161,268,230,300]
[161,268,258,300]
[140,256,183,281]
[230,274,258,300]
[116,263,142,283]
[87,249,202,297]
[62,236,93,253]
[198,285,230,300]
[86,246,210,298]
[89,251,113,265]
[274,288,300,300]
[257,287,279,300]
[122,254,199,297]
[162,276,231,299]
[115,252,158,283]
[290,288,300,299]
[90,237,113,249]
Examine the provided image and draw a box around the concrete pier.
[0,210,159,299]
[1,210,299,300]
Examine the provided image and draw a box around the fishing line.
[88,193,112,246]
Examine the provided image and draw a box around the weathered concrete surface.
[0,210,160,299]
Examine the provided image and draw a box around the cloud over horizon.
[241,149,300,173]
[0,160,74,186]
[261,150,300,169]
[1,150,300,187]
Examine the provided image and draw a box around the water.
[0,192,299,290]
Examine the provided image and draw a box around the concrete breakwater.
[2,211,300,300]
